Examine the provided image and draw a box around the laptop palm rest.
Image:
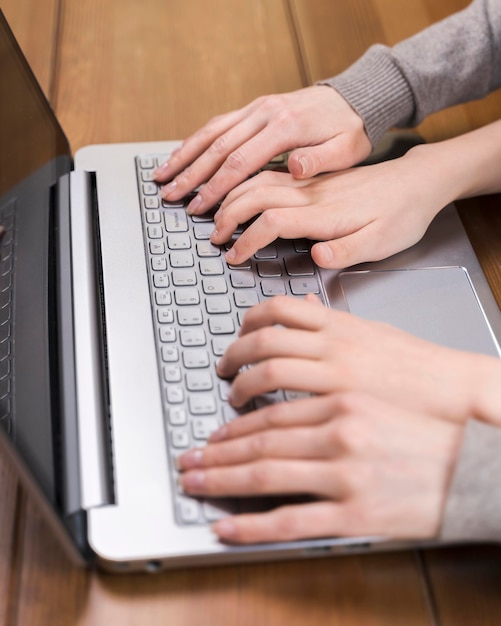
[339,267,500,356]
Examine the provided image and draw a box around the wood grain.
[54,0,303,151]
[17,500,431,626]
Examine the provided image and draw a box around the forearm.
[407,119,501,204]
[322,0,501,147]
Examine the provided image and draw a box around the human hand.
[211,145,450,268]
[154,86,371,214]
[177,392,463,544]
[217,295,501,425]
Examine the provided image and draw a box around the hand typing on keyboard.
[176,294,501,544]
[153,86,371,214]
[208,146,447,269]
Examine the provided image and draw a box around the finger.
[311,221,423,270]
[287,134,369,179]
[228,358,335,407]
[178,423,337,472]
[217,325,325,379]
[212,501,348,544]
[207,393,343,444]
[223,205,323,265]
[180,458,339,498]
[218,169,306,209]
[237,295,332,337]
[183,125,301,214]
[154,107,251,182]
[160,115,271,204]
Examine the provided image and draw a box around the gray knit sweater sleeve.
[320,0,501,146]
[440,420,501,542]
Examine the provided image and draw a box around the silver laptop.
[1,9,500,573]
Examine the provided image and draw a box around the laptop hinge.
[57,170,113,513]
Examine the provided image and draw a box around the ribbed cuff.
[317,44,416,148]
[440,419,501,543]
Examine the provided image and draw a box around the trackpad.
[339,267,500,356]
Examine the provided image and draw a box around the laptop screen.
[0,10,72,506]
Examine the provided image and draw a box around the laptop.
[1,9,500,573]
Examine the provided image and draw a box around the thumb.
[311,230,380,269]
[288,137,363,179]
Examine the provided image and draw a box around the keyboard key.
[285,255,315,276]
[159,326,176,343]
[205,296,231,314]
[183,349,210,368]
[290,277,320,295]
[196,241,221,257]
[171,429,190,449]
[168,406,187,425]
[172,269,197,286]
[170,251,194,268]
[189,393,217,415]
[167,233,191,250]
[177,307,203,326]
[166,385,184,404]
[230,271,256,288]
[174,288,200,306]
[180,328,206,346]
[186,371,213,391]
[202,276,228,294]
[164,365,182,383]
[164,210,188,232]
[208,316,235,335]
[192,417,219,440]
[200,259,224,275]
[261,280,287,297]
[234,291,259,307]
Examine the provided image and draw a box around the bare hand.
[178,392,463,544]
[211,145,450,268]
[217,296,501,424]
[154,86,371,214]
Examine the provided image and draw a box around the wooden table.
[2,1,501,624]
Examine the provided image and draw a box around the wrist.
[470,354,501,427]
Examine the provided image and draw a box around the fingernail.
[210,228,219,242]
[178,448,204,469]
[213,518,237,540]
[225,247,236,262]
[298,156,308,176]
[187,194,202,215]
[153,162,169,178]
[316,242,333,264]
[162,180,177,197]
[182,470,206,492]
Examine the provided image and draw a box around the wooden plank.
[422,545,501,626]
[54,0,303,151]
[1,0,59,97]
[0,2,59,625]
[18,500,431,626]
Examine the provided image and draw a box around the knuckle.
[259,208,281,230]
[249,461,273,490]
[224,149,248,174]
[249,432,269,459]
[272,508,302,540]
[208,134,230,158]
[260,93,284,113]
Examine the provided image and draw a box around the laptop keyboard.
[136,154,325,525]
[0,199,15,436]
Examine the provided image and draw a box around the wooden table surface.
[2,0,501,624]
